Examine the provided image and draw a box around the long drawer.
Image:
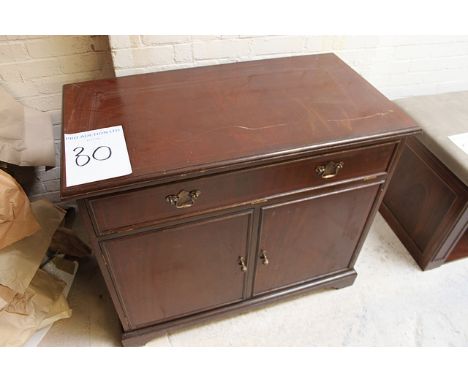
[89,142,396,235]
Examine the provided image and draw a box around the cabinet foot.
[330,271,357,289]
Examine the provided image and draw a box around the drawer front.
[91,142,396,234]
[101,211,252,329]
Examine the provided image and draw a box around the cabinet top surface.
[61,53,418,199]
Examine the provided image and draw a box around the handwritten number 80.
[73,146,112,167]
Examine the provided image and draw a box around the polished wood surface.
[90,142,395,235]
[381,137,468,270]
[62,54,421,345]
[253,183,380,295]
[61,53,417,199]
[384,142,456,252]
[102,211,252,329]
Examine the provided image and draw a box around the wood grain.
[61,53,418,200]
[102,210,253,329]
[90,142,395,235]
[381,137,468,270]
[253,183,380,295]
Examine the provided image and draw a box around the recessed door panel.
[102,211,252,328]
[253,184,380,295]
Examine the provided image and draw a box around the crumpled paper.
[0,169,40,250]
[0,269,71,346]
[0,198,71,346]
[0,199,65,295]
[0,284,16,310]
[0,85,55,167]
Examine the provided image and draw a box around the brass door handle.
[260,249,269,265]
[238,256,247,272]
[166,189,201,208]
[315,161,344,179]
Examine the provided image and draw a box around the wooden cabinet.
[61,54,420,345]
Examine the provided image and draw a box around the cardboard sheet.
[0,200,65,294]
[0,170,40,250]
[0,269,71,346]
[21,107,56,167]
[0,85,55,167]
[0,86,24,142]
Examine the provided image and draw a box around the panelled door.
[252,184,380,295]
[102,210,253,329]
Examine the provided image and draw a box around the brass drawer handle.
[260,249,269,265]
[238,256,248,272]
[166,189,201,209]
[315,161,344,179]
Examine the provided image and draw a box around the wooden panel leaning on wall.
[60,53,420,345]
[381,137,468,270]
[381,91,468,271]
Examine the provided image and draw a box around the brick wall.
[109,35,468,99]
[0,35,115,202]
[3,35,468,202]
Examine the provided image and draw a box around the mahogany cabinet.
[60,53,420,345]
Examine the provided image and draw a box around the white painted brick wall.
[0,35,114,202]
[6,35,465,203]
[109,35,468,99]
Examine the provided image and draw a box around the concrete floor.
[39,213,468,346]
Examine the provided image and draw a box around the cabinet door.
[102,211,252,329]
[253,184,380,295]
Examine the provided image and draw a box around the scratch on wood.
[327,110,394,123]
[235,123,286,131]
